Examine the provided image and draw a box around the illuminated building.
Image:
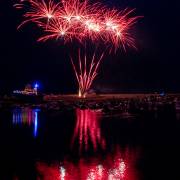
[13,83,39,96]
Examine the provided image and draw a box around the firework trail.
[71,50,104,97]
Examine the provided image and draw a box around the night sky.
[0,0,179,94]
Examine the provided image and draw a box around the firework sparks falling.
[15,0,140,50]
[71,50,104,97]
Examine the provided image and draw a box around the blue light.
[34,110,38,137]
[33,109,40,138]
[12,108,40,138]
[34,83,39,89]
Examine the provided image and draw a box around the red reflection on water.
[36,147,139,180]
[71,109,106,152]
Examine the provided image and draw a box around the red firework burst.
[102,8,138,50]
[37,19,80,42]
[15,0,140,50]
[15,0,61,29]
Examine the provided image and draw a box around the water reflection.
[71,109,106,152]
[12,108,40,137]
[36,146,139,180]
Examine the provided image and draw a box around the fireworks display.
[15,0,140,97]
[15,0,139,50]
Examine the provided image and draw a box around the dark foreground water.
[0,106,180,180]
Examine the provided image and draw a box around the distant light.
[34,83,39,89]
[160,91,165,96]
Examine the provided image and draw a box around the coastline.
[0,94,179,114]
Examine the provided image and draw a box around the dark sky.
[0,0,179,94]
